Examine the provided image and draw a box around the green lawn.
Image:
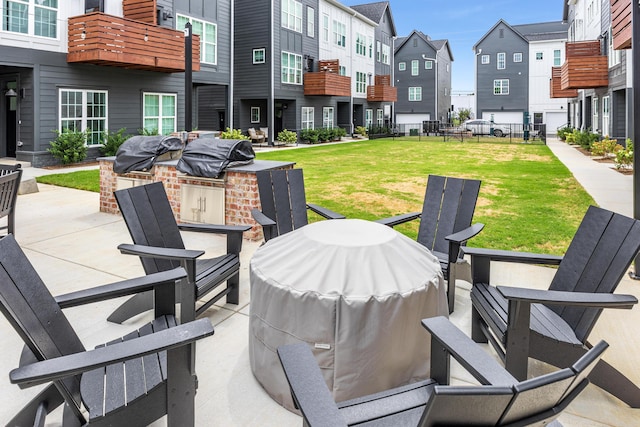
[36,138,594,254]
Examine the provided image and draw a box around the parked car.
[463,119,511,137]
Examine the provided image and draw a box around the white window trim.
[323,107,334,128]
[497,52,506,70]
[493,79,509,95]
[282,0,303,33]
[411,60,419,76]
[253,48,265,64]
[307,6,314,37]
[409,86,422,101]
[365,109,373,127]
[356,71,366,94]
[302,107,314,129]
[513,52,522,63]
[425,60,433,70]
[481,55,490,64]
[142,92,177,135]
[281,51,302,85]
[251,107,260,123]
[398,62,406,71]
[3,0,59,39]
[177,14,217,65]
[59,88,108,145]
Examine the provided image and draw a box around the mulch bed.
[569,144,633,175]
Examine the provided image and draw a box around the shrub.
[138,127,159,136]
[590,137,622,158]
[355,126,368,137]
[220,127,249,140]
[615,139,634,170]
[333,127,347,140]
[557,126,573,141]
[300,128,319,143]
[572,129,599,149]
[277,129,298,144]
[48,129,88,164]
[317,128,332,142]
[100,128,130,156]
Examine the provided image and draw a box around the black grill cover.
[113,135,184,174]
[176,138,255,178]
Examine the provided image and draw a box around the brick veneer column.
[99,159,119,214]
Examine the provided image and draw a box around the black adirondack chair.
[0,163,22,236]
[251,168,345,242]
[109,182,250,324]
[0,234,214,426]
[376,175,484,313]
[277,316,608,427]
[464,205,640,407]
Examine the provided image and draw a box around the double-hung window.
[59,89,108,145]
[251,107,260,123]
[365,109,373,128]
[281,51,302,84]
[411,60,419,76]
[408,87,422,101]
[592,98,599,131]
[497,52,505,70]
[381,44,390,64]
[377,109,383,126]
[355,33,366,56]
[322,14,329,42]
[177,15,217,64]
[3,0,58,38]
[553,49,561,66]
[302,107,314,129]
[602,96,610,134]
[356,72,366,94]
[493,79,509,95]
[323,107,334,128]
[333,20,346,47]
[282,0,302,32]
[143,93,177,135]
[307,7,314,37]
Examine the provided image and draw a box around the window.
[253,48,265,64]
[355,33,366,56]
[376,41,381,61]
[535,52,543,60]
[592,98,599,130]
[425,60,433,70]
[302,107,314,129]
[553,49,561,66]
[356,72,366,94]
[323,107,334,128]
[282,0,302,32]
[365,109,373,128]
[499,28,504,38]
[513,52,522,62]
[377,109,383,126]
[602,96,610,135]
[177,15,217,64]
[493,79,509,95]
[409,87,422,101]
[143,93,177,135]
[398,62,406,71]
[3,0,58,38]
[368,36,373,58]
[381,44,390,64]
[333,20,346,47]
[251,107,260,123]
[59,89,108,145]
[322,14,329,42]
[497,52,505,70]
[608,28,621,67]
[307,7,314,37]
[411,60,419,76]
[338,65,346,76]
[281,51,302,84]
[481,55,490,64]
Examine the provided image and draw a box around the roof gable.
[473,19,527,51]
[349,1,397,36]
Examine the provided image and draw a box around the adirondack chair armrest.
[277,343,348,427]
[55,268,187,309]
[10,318,214,388]
[251,208,276,227]
[307,203,346,220]
[497,286,638,309]
[374,211,421,227]
[445,223,485,263]
[461,247,564,265]
[421,316,516,386]
[177,223,250,254]
[118,243,205,261]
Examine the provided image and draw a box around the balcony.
[67,12,200,73]
[304,60,351,97]
[367,75,397,102]
[550,67,578,98]
[611,0,631,49]
[560,41,608,90]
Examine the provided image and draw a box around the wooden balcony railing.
[560,41,608,90]
[67,12,200,73]
[550,67,578,98]
[611,0,631,50]
[304,59,351,96]
[367,75,397,102]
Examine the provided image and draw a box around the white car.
[463,119,511,137]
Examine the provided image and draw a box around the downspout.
[269,0,275,145]
[229,0,234,127]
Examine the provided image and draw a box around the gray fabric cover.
[249,219,447,411]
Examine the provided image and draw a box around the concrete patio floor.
[1,139,639,425]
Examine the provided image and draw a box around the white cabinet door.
[180,184,225,224]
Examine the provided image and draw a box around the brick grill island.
[99,158,294,241]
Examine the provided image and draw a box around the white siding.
[528,39,568,124]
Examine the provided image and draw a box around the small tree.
[456,108,473,123]
[48,129,88,164]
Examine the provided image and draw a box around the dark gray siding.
[395,37,437,117]
[476,22,529,119]
[375,8,394,77]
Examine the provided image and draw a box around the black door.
[4,95,17,158]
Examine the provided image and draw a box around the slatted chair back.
[0,164,22,235]
[256,169,309,239]
[115,182,186,275]
[0,234,86,420]
[419,385,513,427]
[548,205,640,342]
[417,175,481,256]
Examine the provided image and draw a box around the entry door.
[3,82,18,158]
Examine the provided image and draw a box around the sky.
[346,0,566,92]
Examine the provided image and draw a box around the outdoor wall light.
[81,29,86,40]
[5,88,17,98]
[144,28,149,42]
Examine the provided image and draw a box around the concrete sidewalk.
[0,140,639,426]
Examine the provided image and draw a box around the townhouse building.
[555,0,630,141]
[473,19,569,132]
[233,0,397,143]
[393,30,453,131]
[0,0,232,167]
